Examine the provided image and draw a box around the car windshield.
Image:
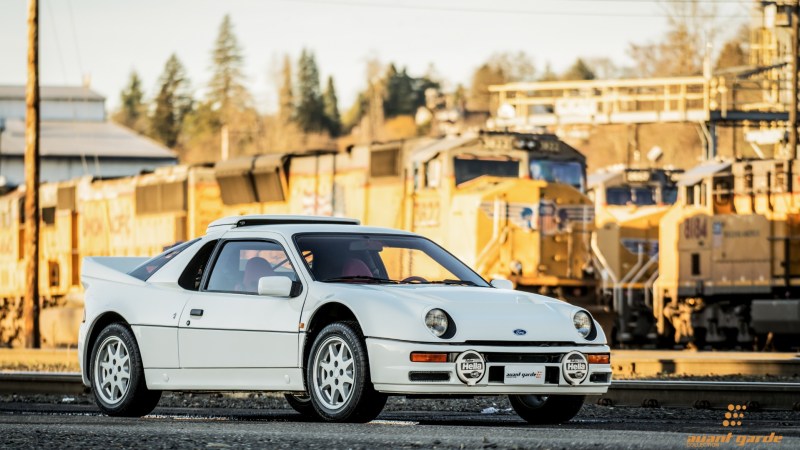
[529,160,584,191]
[294,233,490,287]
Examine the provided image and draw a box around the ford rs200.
[78,215,611,423]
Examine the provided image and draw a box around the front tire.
[509,394,585,424]
[90,323,161,417]
[306,322,387,422]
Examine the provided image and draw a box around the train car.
[654,158,800,349]
[0,188,25,346]
[589,167,681,345]
[0,165,223,347]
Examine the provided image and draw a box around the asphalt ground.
[0,393,798,449]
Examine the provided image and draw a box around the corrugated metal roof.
[677,160,732,186]
[0,85,105,101]
[0,119,176,159]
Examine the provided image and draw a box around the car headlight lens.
[425,309,449,337]
[573,311,592,338]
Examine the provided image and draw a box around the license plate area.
[503,364,547,385]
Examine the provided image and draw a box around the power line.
[267,0,750,18]
[44,0,68,83]
[66,0,84,80]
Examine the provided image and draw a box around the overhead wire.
[266,0,750,18]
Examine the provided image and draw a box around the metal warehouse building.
[0,85,177,186]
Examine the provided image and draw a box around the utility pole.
[790,2,799,167]
[23,0,41,348]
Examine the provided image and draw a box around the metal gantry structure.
[488,1,800,162]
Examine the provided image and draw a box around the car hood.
[313,283,606,345]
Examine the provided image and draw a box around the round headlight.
[425,309,449,337]
[573,311,592,338]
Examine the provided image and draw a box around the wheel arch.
[83,311,129,382]
[302,302,362,367]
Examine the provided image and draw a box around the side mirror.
[490,278,514,290]
[257,276,293,297]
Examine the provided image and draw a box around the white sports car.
[78,215,611,423]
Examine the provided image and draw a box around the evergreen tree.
[384,65,416,117]
[208,14,249,123]
[113,71,147,133]
[150,54,193,148]
[562,58,596,81]
[278,54,294,125]
[294,48,325,133]
[322,76,341,137]
[342,91,369,133]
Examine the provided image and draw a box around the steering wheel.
[401,276,428,284]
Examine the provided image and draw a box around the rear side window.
[129,238,200,281]
[178,240,219,290]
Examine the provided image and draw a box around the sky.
[0,0,749,114]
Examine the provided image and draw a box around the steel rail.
[0,372,86,395]
[1,372,799,410]
[599,380,800,411]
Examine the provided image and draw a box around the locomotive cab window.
[529,160,585,192]
[453,156,519,186]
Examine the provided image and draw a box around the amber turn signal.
[410,352,448,363]
[587,354,610,364]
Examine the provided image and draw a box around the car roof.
[223,223,418,237]
[206,215,418,238]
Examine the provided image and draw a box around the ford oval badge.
[513,329,527,336]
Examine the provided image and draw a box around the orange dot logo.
[723,404,745,427]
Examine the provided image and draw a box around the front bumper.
[366,337,612,395]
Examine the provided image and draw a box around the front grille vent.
[408,371,451,382]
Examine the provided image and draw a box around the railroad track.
[1,372,799,411]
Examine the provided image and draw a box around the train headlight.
[573,311,592,338]
[425,309,449,337]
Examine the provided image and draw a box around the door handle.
[190,309,204,317]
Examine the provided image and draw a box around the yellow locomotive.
[654,158,800,349]
[589,167,681,345]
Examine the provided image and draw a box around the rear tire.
[284,393,319,419]
[509,394,585,424]
[90,323,161,417]
[306,321,387,422]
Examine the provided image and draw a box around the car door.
[178,234,305,369]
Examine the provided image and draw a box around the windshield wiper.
[322,276,399,284]
[427,279,478,286]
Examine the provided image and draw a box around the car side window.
[205,240,298,294]
[178,240,219,291]
[129,238,200,281]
